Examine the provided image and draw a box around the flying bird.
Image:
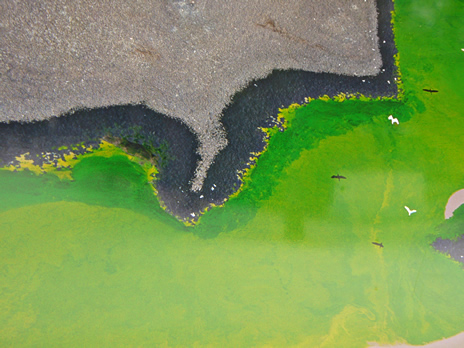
[388,115,399,125]
[372,242,384,248]
[331,174,346,181]
[404,206,417,216]
[423,88,439,94]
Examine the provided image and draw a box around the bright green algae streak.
[1,0,464,346]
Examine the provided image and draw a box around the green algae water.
[2,1,464,346]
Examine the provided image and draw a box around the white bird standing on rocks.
[388,115,399,125]
[405,206,417,216]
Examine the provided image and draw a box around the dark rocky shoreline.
[0,0,398,222]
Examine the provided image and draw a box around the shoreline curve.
[444,189,464,219]
[0,0,398,222]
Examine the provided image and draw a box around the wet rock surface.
[432,237,464,265]
[1,0,382,191]
[433,205,464,265]
[0,0,398,221]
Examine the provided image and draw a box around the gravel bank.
[433,236,464,265]
[0,0,381,191]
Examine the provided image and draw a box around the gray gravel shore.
[433,237,464,265]
[0,0,381,190]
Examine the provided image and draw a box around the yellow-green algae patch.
[2,140,159,191]
[2,0,464,346]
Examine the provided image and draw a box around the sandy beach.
[369,331,464,348]
[0,0,381,190]
[445,189,464,219]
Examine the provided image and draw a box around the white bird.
[405,206,417,216]
[388,115,399,125]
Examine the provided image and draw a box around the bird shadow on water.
[194,96,421,239]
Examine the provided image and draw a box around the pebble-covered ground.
[0,0,381,190]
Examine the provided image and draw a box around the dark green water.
[1,0,464,346]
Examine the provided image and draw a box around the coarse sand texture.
[0,0,381,190]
